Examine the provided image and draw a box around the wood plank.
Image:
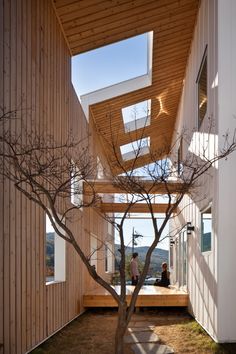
[65,0,196,40]
[84,180,186,195]
[15,0,23,351]
[60,0,144,24]
[35,0,41,346]
[0,3,4,340]
[3,0,11,352]
[10,1,17,352]
[63,0,168,32]
[52,0,198,174]
[69,12,197,53]
[20,3,28,352]
[100,202,177,214]
[83,285,188,307]
[0,0,3,343]
[56,0,121,16]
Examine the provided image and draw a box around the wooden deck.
[83,286,188,308]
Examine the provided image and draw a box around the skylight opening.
[122,99,151,133]
[72,32,150,97]
[120,137,150,161]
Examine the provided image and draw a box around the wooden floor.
[83,285,188,308]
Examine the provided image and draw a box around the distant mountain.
[46,232,54,243]
[46,232,54,273]
[115,244,169,276]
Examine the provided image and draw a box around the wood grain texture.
[0,1,112,353]
[0,2,4,352]
[83,285,189,307]
[53,0,199,174]
[84,180,187,195]
[100,203,178,214]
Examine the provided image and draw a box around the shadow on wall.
[188,220,217,338]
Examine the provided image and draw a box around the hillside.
[46,232,54,277]
[115,244,169,276]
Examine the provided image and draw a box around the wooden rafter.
[100,202,179,214]
[84,180,187,195]
[53,0,199,174]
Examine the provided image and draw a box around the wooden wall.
[0,1,111,353]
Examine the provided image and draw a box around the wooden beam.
[53,0,199,175]
[84,180,186,195]
[100,202,175,214]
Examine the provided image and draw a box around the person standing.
[130,252,140,285]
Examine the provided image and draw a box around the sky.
[122,99,151,124]
[115,217,169,250]
[46,214,57,233]
[72,33,148,96]
[71,33,169,251]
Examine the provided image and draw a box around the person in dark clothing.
[154,262,170,287]
[130,252,140,285]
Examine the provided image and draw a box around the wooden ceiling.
[53,0,199,174]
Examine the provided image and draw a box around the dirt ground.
[30,308,236,354]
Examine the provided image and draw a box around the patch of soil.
[30,308,236,354]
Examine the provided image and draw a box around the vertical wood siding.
[0,1,111,353]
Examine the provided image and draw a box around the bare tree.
[94,117,236,353]
[1,111,236,354]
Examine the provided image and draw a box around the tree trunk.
[114,303,128,354]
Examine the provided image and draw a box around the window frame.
[105,241,113,274]
[196,46,208,129]
[97,156,104,179]
[70,161,84,209]
[121,99,151,133]
[90,233,98,270]
[200,204,212,253]
[120,136,150,161]
[177,137,183,177]
[45,212,66,285]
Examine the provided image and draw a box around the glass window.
[197,48,207,128]
[122,99,151,133]
[177,137,183,176]
[45,213,66,283]
[97,156,104,179]
[46,217,55,282]
[120,137,150,161]
[72,33,149,96]
[201,206,212,252]
[105,242,113,273]
[71,161,83,208]
[90,234,98,270]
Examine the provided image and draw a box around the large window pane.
[46,213,66,284]
[201,207,212,252]
[197,49,207,128]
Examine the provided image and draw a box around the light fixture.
[187,222,194,235]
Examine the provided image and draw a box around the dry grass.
[152,316,232,353]
[30,308,236,354]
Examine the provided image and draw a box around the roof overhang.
[79,31,153,119]
[53,0,200,174]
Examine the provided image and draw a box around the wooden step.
[83,285,188,307]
